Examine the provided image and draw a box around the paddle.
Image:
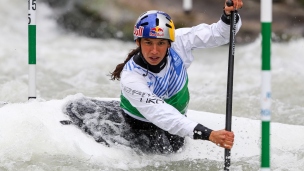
[224,0,237,170]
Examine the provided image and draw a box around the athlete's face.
[136,38,170,65]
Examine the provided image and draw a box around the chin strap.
[139,48,149,77]
[142,65,149,77]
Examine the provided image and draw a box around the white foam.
[0,95,303,170]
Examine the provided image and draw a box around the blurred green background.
[41,0,304,43]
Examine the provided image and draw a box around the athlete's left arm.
[174,13,242,49]
[171,13,242,68]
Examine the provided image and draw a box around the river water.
[0,0,304,170]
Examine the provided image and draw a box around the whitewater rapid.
[1,0,304,170]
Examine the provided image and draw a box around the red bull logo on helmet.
[149,26,164,37]
[134,26,144,37]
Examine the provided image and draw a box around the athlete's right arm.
[120,71,234,149]
[120,71,198,138]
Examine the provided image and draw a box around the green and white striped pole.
[28,0,36,100]
[261,0,272,170]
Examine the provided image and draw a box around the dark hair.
[110,47,140,81]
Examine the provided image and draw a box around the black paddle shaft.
[224,1,237,171]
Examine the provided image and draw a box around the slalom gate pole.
[183,0,192,14]
[261,0,272,170]
[28,0,37,100]
[224,1,237,170]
